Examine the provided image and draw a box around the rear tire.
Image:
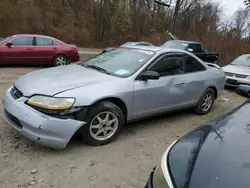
[194,88,215,115]
[53,55,69,66]
[77,101,124,146]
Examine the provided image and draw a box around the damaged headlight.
[26,95,75,111]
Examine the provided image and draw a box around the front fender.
[54,81,134,119]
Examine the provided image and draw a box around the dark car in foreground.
[162,40,218,64]
[145,84,250,188]
[0,34,79,66]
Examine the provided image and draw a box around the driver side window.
[150,54,184,77]
[11,37,34,46]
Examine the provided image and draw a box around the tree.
[232,8,250,37]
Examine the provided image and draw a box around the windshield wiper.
[82,64,111,75]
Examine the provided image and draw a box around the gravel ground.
[0,66,246,188]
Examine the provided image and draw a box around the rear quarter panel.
[57,45,79,62]
[205,66,226,97]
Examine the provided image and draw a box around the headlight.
[27,95,75,110]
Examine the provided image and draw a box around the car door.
[3,36,35,64]
[133,53,190,119]
[33,37,58,64]
[180,53,208,106]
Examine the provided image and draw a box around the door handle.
[26,48,33,50]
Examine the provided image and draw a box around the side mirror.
[140,70,160,80]
[235,85,250,98]
[6,42,12,48]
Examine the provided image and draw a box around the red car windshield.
[0,36,12,42]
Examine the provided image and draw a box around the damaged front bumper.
[2,87,86,149]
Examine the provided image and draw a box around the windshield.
[0,36,12,42]
[162,40,187,50]
[82,48,155,77]
[231,54,250,67]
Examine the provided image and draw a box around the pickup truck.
[162,40,218,63]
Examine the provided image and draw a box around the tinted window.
[185,55,206,73]
[11,37,33,46]
[36,37,57,46]
[188,44,202,53]
[150,55,184,76]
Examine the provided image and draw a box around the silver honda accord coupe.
[2,45,226,149]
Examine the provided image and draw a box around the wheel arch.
[70,97,127,146]
[208,86,218,99]
[91,97,128,122]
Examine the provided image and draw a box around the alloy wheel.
[202,93,213,112]
[89,111,119,141]
[56,56,67,66]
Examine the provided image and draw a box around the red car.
[0,34,79,66]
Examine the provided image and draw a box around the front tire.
[53,55,68,66]
[194,88,215,115]
[77,101,124,146]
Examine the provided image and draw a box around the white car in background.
[223,54,250,87]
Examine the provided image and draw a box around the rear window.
[36,37,57,46]
[188,44,203,53]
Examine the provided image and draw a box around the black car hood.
[188,99,250,188]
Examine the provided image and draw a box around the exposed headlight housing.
[26,95,75,110]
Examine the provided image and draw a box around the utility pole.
[171,0,181,33]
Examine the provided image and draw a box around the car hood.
[14,64,116,96]
[187,101,250,188]
[222,64,250,75]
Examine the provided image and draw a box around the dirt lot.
[0,67,246,188]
